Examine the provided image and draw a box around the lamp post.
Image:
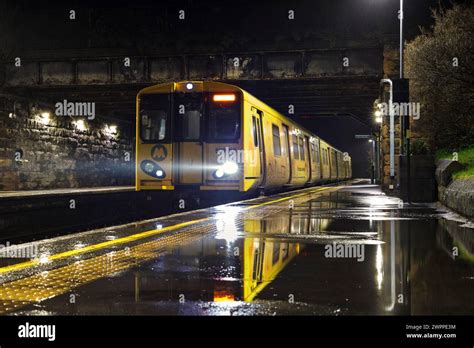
[399,0,404,79]
[399,0,411,202]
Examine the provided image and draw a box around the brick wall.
[0,97,134,190]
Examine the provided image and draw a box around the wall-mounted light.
[104,124,118,136]
[73,119,87,131]
[9,101,18,118]
[40,112,50,125]
[104,124,118,135]
[374,110,383,124]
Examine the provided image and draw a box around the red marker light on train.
[213,94,236,102]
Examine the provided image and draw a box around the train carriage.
[136,81,351,193]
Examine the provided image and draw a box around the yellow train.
[135,81,351,193]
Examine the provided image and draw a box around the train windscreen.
[208,93,241,142]
[139,94,171,142]
[139,92,240,143]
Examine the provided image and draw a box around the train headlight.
[141,160,166,179]
[214,169,225,178]
[222,161,238,175]
[144,162,154,173]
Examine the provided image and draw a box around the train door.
[304,135,311,182]
[282,124,291,184]
[252,107,266,188]
[173,93,204,185]
[250,110,262,186]
[317,140,323,180]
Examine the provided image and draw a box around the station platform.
[0,180,472,316]
[0,185,164,242]
[0,186,135,200]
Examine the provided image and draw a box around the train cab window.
[292,135,299,159]
[272,124,281,156]
[299,137,305,160]
[139,93,170,142]
[208,94,241,142]
[252,116,259,147]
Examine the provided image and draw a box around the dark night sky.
[5,0,467,56]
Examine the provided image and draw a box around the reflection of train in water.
[136,81,351,193]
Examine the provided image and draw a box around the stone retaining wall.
[436,160,474,218]
[0,96,134,190]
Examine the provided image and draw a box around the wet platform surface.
[0,186,134,199]
[0,182,473,316]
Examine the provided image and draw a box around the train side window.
[299,137,305,160]
[292,135,299,160]
[314,144,320,164]
[272,124,281,156]
[252,116,259,147]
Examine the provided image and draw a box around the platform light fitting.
[374,110,382,117]
[186,82,194,90]
[105,124,118,135]
[40,112,50,125]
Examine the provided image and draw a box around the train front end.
[136,81,244,193]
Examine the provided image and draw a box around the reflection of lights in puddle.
[74,242,86,249]
[155,224,163,230]
[105,235,117,241]
[365,196,397,207]
[375,244,384,290]
[213,290,235,302]
[38,253,51,264]
[214,206,241,243]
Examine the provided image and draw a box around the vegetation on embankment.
[436,147,474,179]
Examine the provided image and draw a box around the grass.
[436,147,474,179]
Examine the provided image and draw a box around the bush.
[410,139,430,155]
